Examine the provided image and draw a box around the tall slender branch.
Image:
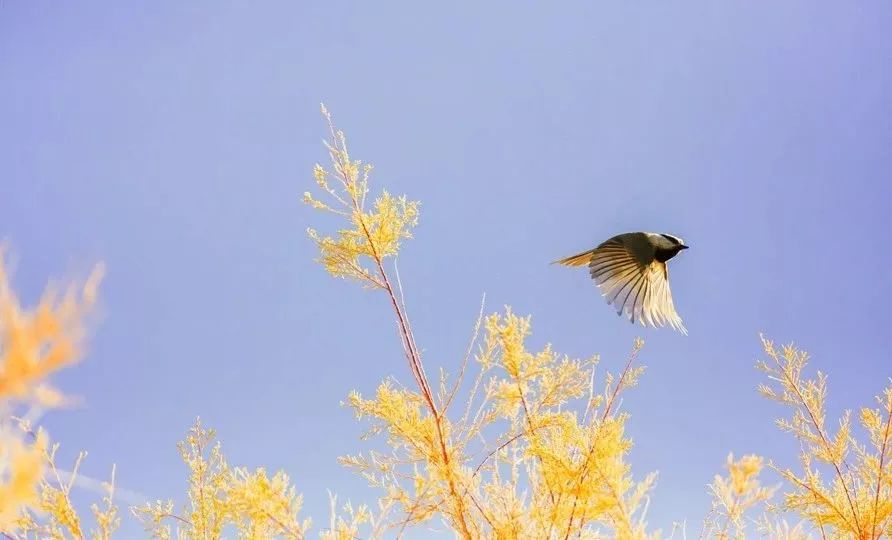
[323,122,474,538]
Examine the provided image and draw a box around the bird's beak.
[679,245,689,250]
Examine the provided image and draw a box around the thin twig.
[581,364,597,425]
[159,513,195,528]
[601,341,643,423]
[444,294,486,413]
[327,124,473,538]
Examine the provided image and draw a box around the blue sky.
[2,1,892,536]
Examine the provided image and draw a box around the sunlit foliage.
[0,252,118,539]
[1,108,890,539]
[132,420,310,539]
[757,336,892,539]
[701,453,776,539]
[303,104,419,289]
[303,107,660,538]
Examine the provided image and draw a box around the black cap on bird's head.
[659,233,688,249]
[652,232,689,262]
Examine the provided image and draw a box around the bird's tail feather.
[552,249,594,267]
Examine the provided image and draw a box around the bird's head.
[654,233,689,260]
[658,233,688,248]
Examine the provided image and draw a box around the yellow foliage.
[132,419,310,540]
[0,252,102,404]
[308,108,658,539]
[0,251,106,536]
[0,433,46,527]
[321,494,381,540]
[338,309,655,538]
[303,104,419,289]
[3,107,892,540]
[7,425,120,539]
[757,336,892,539]
[303,108,892,538]
[702,453,776,539]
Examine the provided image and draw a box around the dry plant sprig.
[132,419,311,540]
[757,335,892,539]
[304,105,476,537]
[700,453,776,540]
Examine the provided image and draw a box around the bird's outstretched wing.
[557,234,687,334]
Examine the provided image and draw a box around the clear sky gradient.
[3,2,892,536]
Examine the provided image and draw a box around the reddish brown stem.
[601,345,640,423]
[160,513,195,528]
[353,199,472,539]
[326,115,474,538]
[871,402,892,539]
[264,509,304,539]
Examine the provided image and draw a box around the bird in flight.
[554,232,689,334]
